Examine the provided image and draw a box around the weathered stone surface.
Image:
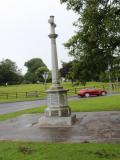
[48,16,59,86]
[0,111,120,143]
[45,107,71,117]
[38,114,76,126]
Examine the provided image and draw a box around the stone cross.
[38,16,76,126]
[48,16,60,87]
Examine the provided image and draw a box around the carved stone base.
[38,114,76,127]
[46,86,71,117]
[45,107,71,117]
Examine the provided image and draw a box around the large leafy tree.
[0,59,23,85]
[24,58,49,83]
[60,60,94,85]
[60,61,74,83]
[35,66,51,83]
[61,0,120,80]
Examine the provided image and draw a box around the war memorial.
[38,16,76,126]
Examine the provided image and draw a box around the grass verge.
[70,95,120,112]
[0,142,120,160]
[0,106,45,121]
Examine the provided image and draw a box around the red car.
[77,88,107,97]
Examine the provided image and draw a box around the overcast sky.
[0,0,76,74]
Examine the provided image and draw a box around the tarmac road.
[0,93,119,115]
[0,96,79,115]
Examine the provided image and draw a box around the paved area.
[0,96,79,115]
[0,111,120,143]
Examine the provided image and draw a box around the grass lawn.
[0,95,120,121]
[70,95,120,112]
[0,82,119,93]
[0,82,119,103]
[0,106,45,121]
[0,83,76,93]
[0,82,108,93]
[0,84,48,93]
[0,84,47,103]
[0,141,119,160]
[0,83,74,103]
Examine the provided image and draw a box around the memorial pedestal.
[38,114,76,127]
[38,86,76,127]
[45,86,71,117]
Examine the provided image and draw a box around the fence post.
[75,88,77,94]
[112,83,114,91]
[35,91,38,97]
[103,85,105,89]
[16,92,18,98]
[6,93,8,99]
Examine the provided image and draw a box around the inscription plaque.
[47,94,59,106]
[60,94,67,106]
[61,109,69,116]
[51,111,59,116]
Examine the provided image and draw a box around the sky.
[0,0,77,74]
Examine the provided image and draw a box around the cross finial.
[48,16,56,27]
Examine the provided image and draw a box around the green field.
[0,84,47,102]
[0,82,110,93]
[0,84,49,93]
[0,82,119,103]
[70,95,120,112]
[0,141,120,160]
[0,83,70,103]
[0,82,119,93]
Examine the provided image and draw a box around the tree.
[24,58,47,73]
[35,66,49,83]
[24,58,49,83]
[0,59,23,85]
[60,61,72,79]
[60,60,93,85]
[61,0,120,80]
[111,55,120,81]
[60,61,76,84]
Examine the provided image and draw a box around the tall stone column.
[48,16,60,87]
[38,16,76,126]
